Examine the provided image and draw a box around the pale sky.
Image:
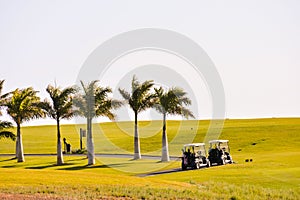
[0,0,299,125]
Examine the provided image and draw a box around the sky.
[0,0,299,126]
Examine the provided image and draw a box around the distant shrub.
[71,148,87,154]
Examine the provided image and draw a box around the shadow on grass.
[138,168,182,177]
[26,162,77,169]
[26,164,57,169]
[1,165,17,168]
[0,157,16,162]
[59,162,130,171]
[59,164,108,170]
[65,157,86,162]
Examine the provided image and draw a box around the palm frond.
[139,93,156,112]
[111,99,123,109]
[40,100,56,119]
[0,131,16,141]
[45,84,77,120]
[95,87,111,102]
[154,86,194,119]
[118,88,131,101]
[74,80,118,121]
[81,80,98,96]
[5,87,46,124]
[131,75,139,92]
[119,76,155,114]
[60,87,77,99]
[0,120,13,129]
[0,80,10,116]
[0,119,15,141]
[73,95,87,117]
[181,107,195,119]
[0,80,4,94]
[95,100,116,120]
[152,104,164,114]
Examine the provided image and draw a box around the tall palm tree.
[42,85,77,165]
[154,87,194,162]
[5,87,45,162]
[0,80,15,141]
[74,80,122,165]
[118,75,156,160]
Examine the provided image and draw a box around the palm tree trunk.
[161,113,170,162]
[56,118,64,165]
[16,123,25,162]
[134,111,141,160]
[15,133,19,158]
[87,117,95,165]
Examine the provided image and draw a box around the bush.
[71,148,87,154]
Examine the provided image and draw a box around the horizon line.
[18,116,300,127]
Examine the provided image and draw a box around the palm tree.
[118,75,156,160]
[154,87,194,162]
[5,87,45,162]
[0,80,15,141]
[42,85,77,165]
[74,80,122,165]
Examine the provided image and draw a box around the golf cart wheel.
[206,160,211,168]
[218,159,225,165]
[222,158,226,165]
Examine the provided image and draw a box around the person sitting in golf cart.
[209,147,222,159]
[184,149,191,160]
[184,148,195,164]
[222,147,232,161]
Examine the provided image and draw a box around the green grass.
[0,118,299,199]
[1,118,299,156]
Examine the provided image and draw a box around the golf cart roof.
[184,143,205,147]
[209,140,229,144]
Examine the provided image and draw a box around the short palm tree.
[74,80,122,165]
[43,84,77,165]
[5,87,45,162]
[118,75,156,160]
[154,87,194,162]
[0,80,15,141]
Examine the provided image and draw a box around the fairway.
[0,118,299,199]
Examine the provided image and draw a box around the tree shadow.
[26,162,75,169]
[65,157,86,162]
[59,164,107,170]
[138,168,182,177]
[1,165,17,168]
[59,162,130,171]
[0,157,16,162]
[26,164,57,169]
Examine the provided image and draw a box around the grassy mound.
[0,118,299,199]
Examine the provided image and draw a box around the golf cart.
[208,140,233,165]
[181,143,210,170]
